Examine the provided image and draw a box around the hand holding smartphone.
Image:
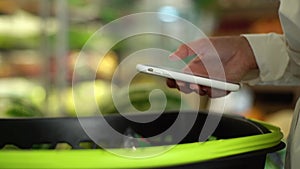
[136,64,240,92]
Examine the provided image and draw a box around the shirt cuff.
[241,33,290,84]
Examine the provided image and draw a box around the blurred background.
[0,0,298,139]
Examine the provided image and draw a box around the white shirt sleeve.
[242,33,290,83]
[243,1,300,169]
[241,0,300,86]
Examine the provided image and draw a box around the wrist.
[240,36,258,71]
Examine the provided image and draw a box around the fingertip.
[189,83,200,93]
[169,44,190,60]
[175,81,186,87]
[168,53,180,61]
[166,78,176,88]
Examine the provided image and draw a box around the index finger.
[169,38,209,61]
[169,44,195,60]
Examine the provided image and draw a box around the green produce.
[4,97,43,117]
[0,78,45,118]
[66,80,115,116]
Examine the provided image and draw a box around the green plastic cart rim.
[0,120,283,169]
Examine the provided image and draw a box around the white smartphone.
[136,64,240,92]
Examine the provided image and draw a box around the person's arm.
[242,0,300,85]
[167,0,300,97]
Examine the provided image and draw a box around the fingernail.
[201,88,208,94]
[169,53,179,61]
[183,67,192,73]
[176,81,186,87]
[190,84,199,92]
